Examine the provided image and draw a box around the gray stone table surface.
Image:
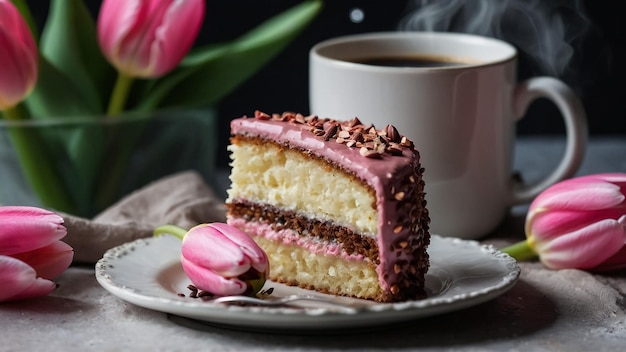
[1,136,625,352]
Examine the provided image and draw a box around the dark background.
[201,0,625,166]
[27,1,625,167]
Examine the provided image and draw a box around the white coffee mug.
[309,32,587,239]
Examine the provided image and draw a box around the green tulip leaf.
[39,0,114,114]
[25,55,96,118]
[4,124,76,214]
[24,55,108,215]
[136,0,322,111]
[129,43,230,111]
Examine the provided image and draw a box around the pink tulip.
[181,223,269,296]
[0,206,73,302]
[97,0,205,78]
[504,173,626,271]
[10,241,74,280]
[0,0,38,110]
[0,206,68,255]
[0,257,57,302]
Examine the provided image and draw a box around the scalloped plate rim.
[95,234,520,330]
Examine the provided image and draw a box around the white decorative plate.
[95,234,520,331]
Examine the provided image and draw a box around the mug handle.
[509,77,588,204]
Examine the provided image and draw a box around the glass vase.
[0,109,217,218]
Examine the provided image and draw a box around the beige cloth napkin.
[62,171,227,263]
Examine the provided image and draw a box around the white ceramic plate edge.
[95,234,520,330]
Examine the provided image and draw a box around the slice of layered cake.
[226,111,430,302]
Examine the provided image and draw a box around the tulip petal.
[529,208,626,242]
[97,0,204,78]
[182,225,251,277]
[209,223,269,273]
[531,180,625,212]
[538,218,626,269]
[0,256,56,302]
[116,0,172,75]
[0,206,67,255]
[593,246,626,272]
[530,173,626,212]
[181,256,246,296]
[0,0,38,109]
[97,0,142,64]
[594,173,626,185]
[10,241,74,280]
[148,0,205,76]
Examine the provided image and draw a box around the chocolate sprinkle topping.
[254,110,415,158]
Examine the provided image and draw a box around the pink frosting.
[228,218,366,262]
[230,115,422,292]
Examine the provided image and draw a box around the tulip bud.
[504,173,626,271]
[97,0,205,78]
[0,256,57,302]
[0,206,73,302]
[180,223,269,297]
[0,0,38,111]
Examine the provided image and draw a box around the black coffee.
[351,55,472,68]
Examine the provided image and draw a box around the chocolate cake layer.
[227,200,380,263]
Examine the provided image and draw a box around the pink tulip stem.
[501,240,538,261]
[106,72,134,115]
[154,224,187,240]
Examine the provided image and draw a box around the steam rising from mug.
[398,0,590,78]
